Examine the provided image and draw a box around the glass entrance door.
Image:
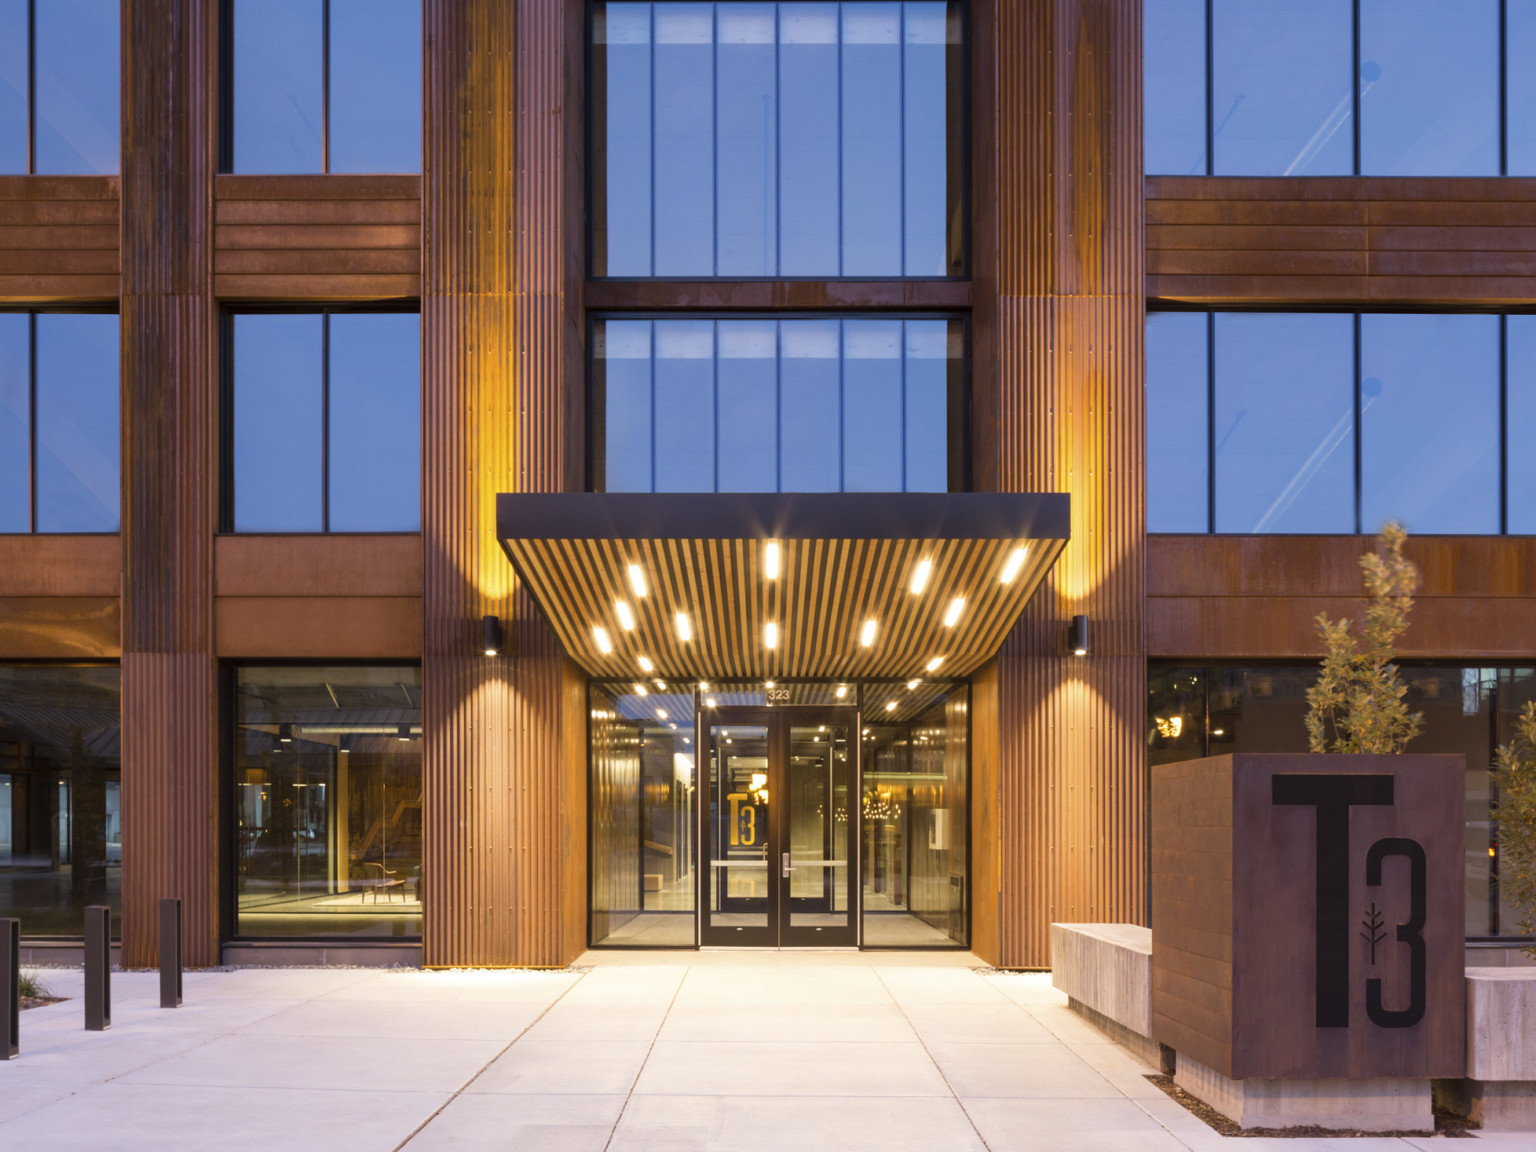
[700,708,857,947]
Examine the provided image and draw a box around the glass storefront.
[231,666,423,938]
[1149,662,1533,939]
[0,665,121,936]
[588,678,968,948]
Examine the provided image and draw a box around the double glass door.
[701,708,856,947]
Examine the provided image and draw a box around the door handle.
[782,852,791,878]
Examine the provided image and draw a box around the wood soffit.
[497,492,1070,680]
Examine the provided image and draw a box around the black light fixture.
[482,614,504,657]
[338,734,351,755]
[398,723,413,742]
[1068,614,1090,657]
[278,723,293,743]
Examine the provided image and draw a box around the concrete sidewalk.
[0,953,1518,1150]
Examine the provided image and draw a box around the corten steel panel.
[0,176,119,302]
[1152,754,1466,1081]
[496,493,1068,680]
[422,0,585,968]
[976,0,1147,968]
[214,597,423,658]
[119,0,220,969]
[1148,536,1536,659]
[584,280,973,311]
[0,598,119,658]
[1147,176,1536,305]
[0,536,120,597]
[213,534,423,597]
[213,174,421,300]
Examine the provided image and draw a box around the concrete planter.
[1436,967,1536,1129]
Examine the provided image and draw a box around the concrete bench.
[1435,968,1536,1130]
[1050,923,1162,1067]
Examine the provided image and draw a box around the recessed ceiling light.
[705,696,718,708]
[885,701,897,712]
[633,683,648,696]
[910,558,932,594]
[764,622,778,649]
[698,680,709,691]
[676,612,692,641]
[627,564,648,597]
[764,540,781,578]
[637,655,654,673]
[926,656,945,672]
[860,619,877,647]
[593,627,613,654]
[615,601,635,630]
[765,680,775,688]
[943,597,964,627]
[656,709,668,720]
[1000,546,1027,585]
[907,679,920,690]
[835,684,848,699]
[668,722,677,730]
[653,679,665,689]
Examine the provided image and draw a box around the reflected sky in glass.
[0,0,25,173]
[1361,313,1499,533]
[35,314,118,532]
[594,317,956,492]
[1214,314,1354,534]
[329,0,421,173]
[594,1,961,277]
[234,314,324,531]
[1509,1,1536,174]
[328,314,420,531]
[35,0,118,174]
[1144,0,1206,176]
[0,313,26,531]
[1146,312,1208,533]
[1360,0,1498,176]
[234,0,324,173]
[1509,317,1536,533]
[1213,0,1352,176]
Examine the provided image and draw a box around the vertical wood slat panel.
[422,0,578,968]
[985,0,1146,968]
[119,0,219,967]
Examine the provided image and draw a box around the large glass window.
[0,311,120,534]
[0,666,121,937]
[592,316,964,492]
[1150,662,1531,941]
[1148,0,1524,176]
[591,1,965,278]
[227,0,422,173]
[232,666,422,938]
[227,310,421,533]
[1148,310,1513,535]
[0,0,119,174]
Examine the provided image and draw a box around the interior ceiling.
[497,493,1070,682]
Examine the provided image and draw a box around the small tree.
[1495,702,1536,958]
[1304,522,1424,754]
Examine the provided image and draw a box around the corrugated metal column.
[119,0,220,968]
[421,0,582,967]
[978,0,1147,968]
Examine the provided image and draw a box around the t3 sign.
[1152,754,1464,1081]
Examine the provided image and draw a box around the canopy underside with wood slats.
[497,493,1070,681]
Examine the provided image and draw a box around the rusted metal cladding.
[119,0,220,967]
[981,0,1147,967]
[422,0,582,967]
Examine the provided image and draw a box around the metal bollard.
[2,917,18,1058]
[84,905,111,1031]
[159,898,183,1008]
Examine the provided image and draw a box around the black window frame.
[0,306,121,537]
[586,0,972,281]
[586,310,971,495]
[218,303,422,535]
[1147,304,1521,537]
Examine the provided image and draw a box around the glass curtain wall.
[1147,0,1527,176]
[591,0,965,278]
[232,666,423,938]
[1147,310,1511,535]
[1149,662,1532,940]
[0,312,120,534]
[228,0,422,173]
[0,0,120,174]
[228,310,421,533]
[592,316,963,492]
[0,666,121,936]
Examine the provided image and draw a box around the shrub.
[1304,522,1424,755]
[1495,701,1536,958]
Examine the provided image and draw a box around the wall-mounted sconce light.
[1068,614,1089,657]
[482,615,504,657]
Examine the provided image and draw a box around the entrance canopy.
[496,492,1069,681]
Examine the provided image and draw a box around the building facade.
[0,0,1528,969]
